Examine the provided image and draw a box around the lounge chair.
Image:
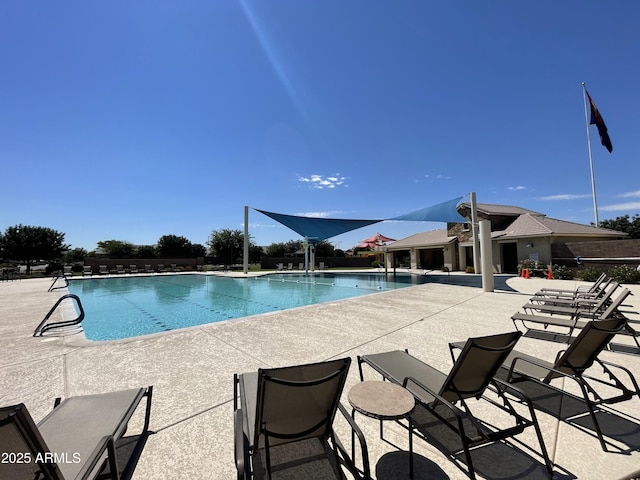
[319,261,327,270]
[63,266,73,277]
[275,263,284,272]
[157,264,165,273]
[170,264,177,272]
[522,282,620,316]
[130,264,139,274]
[234,358,370,480]
[298,262,304,270]
[0,386,153,480]
[358,332,553,479]
[530,277,613,303]
[512,288,634,337]
[115,265,125,274]
[83,265,92,276]
[503,317,640,451]
[99,265,108,275]
[286,262,293,271]
[144,264,154,273]
[534,272,607,298]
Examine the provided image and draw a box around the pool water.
[67,273,428,341]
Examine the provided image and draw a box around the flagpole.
[582,82,599,226]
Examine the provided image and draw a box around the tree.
[135,245,157,258]
[597,214,640,239]
[208,229,246,264]
[157,235,193,258]
[265,240,302,257]
[63,247,88,264]
[314,240,335,257]
[97,240,134,258]
[0,224,69,273]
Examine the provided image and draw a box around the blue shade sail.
[389,196,467,223]
[255,209,383,243]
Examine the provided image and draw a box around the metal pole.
[470,192,481,273]
[479,220,494,292]
[243,206,249,274]
[582,82,599,226]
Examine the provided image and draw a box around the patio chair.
[512,288,635,339]
[504,317,640,451]
[64,266,73,276]
[530,277,613,303]
[170,264,177,272]
[522,282,620,316]
[144,265,154,273]
[99,265,108,275]
[83,265,93,276]
[0,386,153,480]
[129,264,138,274]
[157,264,165,273]
[234,358,370,480]
[275,263,284,272]
[533,272,607,298]
[358,332,553,479]
[286,262,293,271]
[115,265,125,274]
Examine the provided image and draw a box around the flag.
[586,90,613,153]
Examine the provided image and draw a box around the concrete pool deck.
[1,272,639,479]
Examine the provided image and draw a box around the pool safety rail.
[33,294,85,337]
[47,273,69,292]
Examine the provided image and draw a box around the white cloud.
[618,190,640,198]
[294,210,346,218]
[508,186,526,191]
[297,173,348,189]
[538,194,591,200]
[599,202,640,211]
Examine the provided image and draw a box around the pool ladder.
[33,294,85,337]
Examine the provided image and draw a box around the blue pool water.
[68,273,429,341]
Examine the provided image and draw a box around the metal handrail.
[33,294,85,337]
[48,273,69,292]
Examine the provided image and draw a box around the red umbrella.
[355,233,395,249]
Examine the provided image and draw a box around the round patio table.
[348,380,415,478]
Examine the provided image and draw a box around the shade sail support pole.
[470,192,481,274]
[243,206,249,274]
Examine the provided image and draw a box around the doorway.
[501,243,518,274]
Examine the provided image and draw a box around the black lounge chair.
[234,358,370,480]
[0,386,153,480]
[533,272,608,299]
[504,317,640,451]
[358,332,553,479]
[512,289,640,351]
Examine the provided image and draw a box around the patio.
[1,273,639,479]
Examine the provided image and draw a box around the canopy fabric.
[389,196,467,223]
[255,209,383,243]
[255,196,466,242]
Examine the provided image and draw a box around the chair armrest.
[234,408,249,480]
[336,402,370,479]
[403,376,465,420]
[75,435,118,480]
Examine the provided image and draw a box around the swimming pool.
[68,273,429,341]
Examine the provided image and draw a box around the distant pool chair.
[115,265,125,274]
[130,264,139,274]
[99,265,108,275]
[83,265,93,276]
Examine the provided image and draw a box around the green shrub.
[371,260,383,268]
[577,266,603,282]
[607,265,640,284]
[551,264,573,280]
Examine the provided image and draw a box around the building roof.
[386,229,457,250]
[494,213,626,239]
[457,202,544,217]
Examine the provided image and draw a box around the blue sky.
[2,1,639,252]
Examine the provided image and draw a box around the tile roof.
[386,229,457,249]
[458,202,544,216]
[496,213,626,238]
